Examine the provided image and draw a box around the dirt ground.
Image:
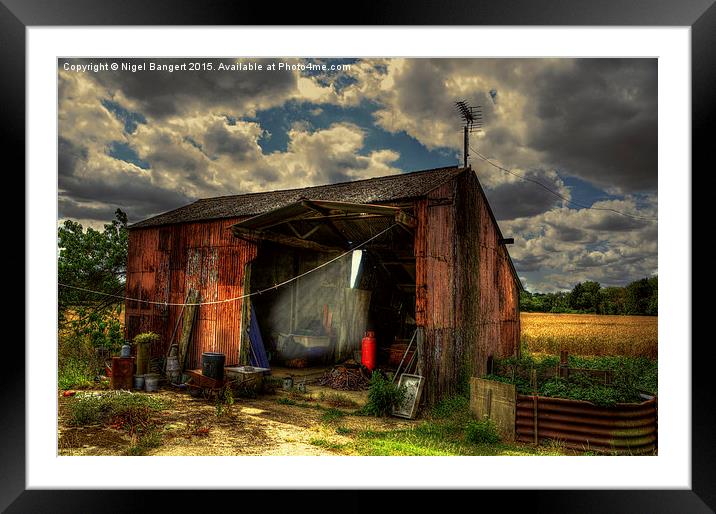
[58,387,416,456]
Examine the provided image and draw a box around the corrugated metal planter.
[515,394,657,455]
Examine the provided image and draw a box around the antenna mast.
[455,100,482,168]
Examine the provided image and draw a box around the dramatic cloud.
[340,58,657,194]
[57,57,657,290]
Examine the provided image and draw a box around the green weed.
[464,418,501,444]
[361,372,407,417]
[321,408,347,424]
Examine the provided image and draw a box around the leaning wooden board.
[177,288,199,372]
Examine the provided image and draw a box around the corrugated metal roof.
[129,166,464,229]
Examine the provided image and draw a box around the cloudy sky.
[58,57,657,292]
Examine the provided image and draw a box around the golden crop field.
[520,312,658,359]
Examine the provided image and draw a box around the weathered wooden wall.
[416,170,520,406]
[125,218,257,369]
[415,181,459,406]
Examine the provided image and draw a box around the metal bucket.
[283,376,293,390]
[120,344,132,358]
[133,375,145,390]
[166,351,181,383]
[144,374,159,392]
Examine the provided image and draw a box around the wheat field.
[520,312,658,359]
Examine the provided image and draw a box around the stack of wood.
[317,365,371,391]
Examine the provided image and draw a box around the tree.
[625,278,654,315]
[58,209,128,320]
[519,276,657,316]
[599,286,626,315]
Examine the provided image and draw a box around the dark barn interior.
[237,199,418,371]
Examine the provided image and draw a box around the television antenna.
[455,100,482,168]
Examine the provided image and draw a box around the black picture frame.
[3,1,711,511]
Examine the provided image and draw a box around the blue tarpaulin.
[247,302,270,369]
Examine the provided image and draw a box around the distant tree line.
[520,276,657,316]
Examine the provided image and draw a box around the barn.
[125,165,522,405]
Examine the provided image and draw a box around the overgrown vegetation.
[58,210,129,389]
[361,371,407,417]
[58,358,96,390]
[464,418,501,444]
[485,353,657,406]
[67,391,167,434]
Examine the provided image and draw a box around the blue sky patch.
[562,175,614,207]
[107,141,150,169]
[246,99,458,172]
[101,99,147,134]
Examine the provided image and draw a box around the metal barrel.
[202,352,226,381]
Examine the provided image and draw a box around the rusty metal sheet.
[515,394,657,454]
[125,218,257,369]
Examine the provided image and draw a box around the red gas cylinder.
[361,331,377,371]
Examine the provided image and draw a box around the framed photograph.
[6,0,712,511]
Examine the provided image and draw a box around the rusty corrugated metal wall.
[125,218,257,369]
[516,395,657,454]
[416,170,520,405]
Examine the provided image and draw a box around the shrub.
[465,417,501,444]
[362,371,407,417]
[67,395,105,425]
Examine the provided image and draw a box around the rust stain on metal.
[515,394,658,454]
[126,218,257,369]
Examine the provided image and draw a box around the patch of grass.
[277,397,297,406]
[464,418,501,444]
[335,426,353,435]
[309,438,346,451]
[430,395,470,420]
[287,388,313,401]
[318,392,359,409]
[320,391,564,456]
[58,359,95,390]
[321,408,347,424]
[67,391,166,434]
[125,429,163,456]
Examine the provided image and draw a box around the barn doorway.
[234,199,417,377]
